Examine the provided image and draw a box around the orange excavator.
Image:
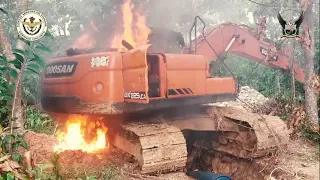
[41,17,302,174]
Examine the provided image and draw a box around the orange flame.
[71,33,96,49]
[111,0,151,51]
[122,0,135,48]
[134,12,150,46]
[71,0,150,51]
[72,20,98,49]
[54,115,109,153]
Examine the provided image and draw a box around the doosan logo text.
[46,64,74,74]
[45,62,77,78]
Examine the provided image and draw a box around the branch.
[269,167,296,179]
[248,0,278,7]
[248,0,296,7]
[259,0,280,15]
[247,0,319,7]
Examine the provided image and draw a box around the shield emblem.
[284,24,297,36]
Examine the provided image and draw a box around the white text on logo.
[91,56,110,67]
[46,65,74,74]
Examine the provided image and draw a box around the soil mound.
[23,131,57,165]
[209,86,280,115]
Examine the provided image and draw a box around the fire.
[72,20,98,49]
[111,0,151,51]
[134,12,150,46]
[71,33,96,49]
[71,0,151,51]
[122,0,135,47]
[54,115,109,153]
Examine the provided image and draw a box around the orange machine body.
[42,22,306,115]
[41,45,237,115]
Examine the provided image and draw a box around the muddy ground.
[22,131,319,180]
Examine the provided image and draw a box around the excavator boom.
[182,21,304,82]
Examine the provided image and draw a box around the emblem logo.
[16,10,47,41]
[277,11,303,38]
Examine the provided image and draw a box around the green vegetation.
[25,107,55,135]
[0,0,319,179]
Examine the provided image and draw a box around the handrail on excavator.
[189,16,207,54]
[188,16,241,93]
[189,16,236,78]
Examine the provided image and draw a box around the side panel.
[165,54,207,97]
[206,77,237,94]
[41,52,124,103]
[122,45,151,103]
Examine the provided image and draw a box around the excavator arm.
[182,17,304,82]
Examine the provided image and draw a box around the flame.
[72,33,96,49]
[71,0,151,51]
[72,20,98,49]
[111,0,151,51]
[122,0,135,48]
[133,6,150,47]
[54,115,109,153]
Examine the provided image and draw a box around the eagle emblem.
[277,11,303,38]
[16,10,47,41]
[22,16,42,35]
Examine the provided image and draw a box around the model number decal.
[124,92,147,100]
[260,47,278,61]
[91,56,110,67]
[260,47,268,56]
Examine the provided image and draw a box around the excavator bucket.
[122,44,151,103]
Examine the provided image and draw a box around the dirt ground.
[22,131,192,179]
[20,86,319,180]
[21,130,319,180]
[274,138,319,180]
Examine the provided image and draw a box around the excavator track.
[107,105,289,174]
[206,106,289,159]
[108,121,188,174]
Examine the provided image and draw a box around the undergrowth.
[302,95,320,144]
[25,106,56,135]
[301,125,320,145]
[31,162,122,180]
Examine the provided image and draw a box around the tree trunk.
[276,72,281,96]
[16,0,28,50]
[0,19,16,82]
[0,21,15,60]
[300,2,319,126]
[11,68,24,134]
[288,0,296,105]
[10,0,29,134]
[290,42,296,105]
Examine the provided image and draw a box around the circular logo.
[16,10,47,41]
